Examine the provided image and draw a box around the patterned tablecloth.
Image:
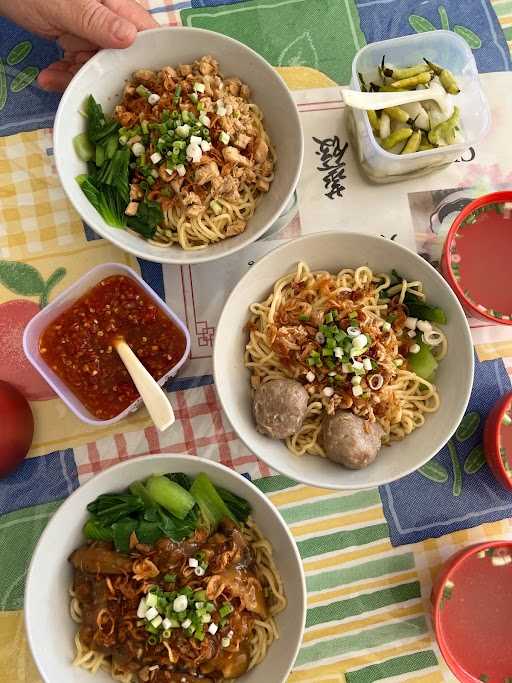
[1,1,512,682]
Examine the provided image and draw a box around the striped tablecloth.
[1,1,512,682]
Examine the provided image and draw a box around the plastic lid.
[433,541,512,682]
[444,191,512,324]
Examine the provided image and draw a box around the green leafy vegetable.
[166,472,193,490]
[216,486,251,523]
[76,175,127,228]
[73,133,94,162]
[86,493,144,525]
[129,481,157,509]
[82,517,114,542]
[112,518,138,553]
[85,94,119,143]
[145,475,196,520]
[156,506,198,541]
[404,293,447,324]
[82,473,251,550]
[407,339,438,380]
[127,200,163,238]
[191,472,237,533]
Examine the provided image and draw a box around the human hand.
[0,0,158,91]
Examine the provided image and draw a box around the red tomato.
[0,380,34,477]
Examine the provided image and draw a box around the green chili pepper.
[418,131,434,151]
[367,109,380,133]
[381,127,413,150]
[401,130,421,154]
[391,64,429,81]
[428,106,460,146]
[423,58,443,76]
[391,71,432,90]
[383,106,410,123]
[440,68,460,95]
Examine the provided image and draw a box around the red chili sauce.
[39,275,187,419]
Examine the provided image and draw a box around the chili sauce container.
[346,31,490,183]
[432,541,512,682]
[483,391,512,492]
[23,263,190,427]
[441,191,512,324]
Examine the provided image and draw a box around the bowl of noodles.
[214,231,474,490]
[25,454,305,683]
[53,27,303,264]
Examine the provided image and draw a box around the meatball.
[253,378,308,439]
[320,411,383,469]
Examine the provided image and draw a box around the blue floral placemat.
[380,353,512,546]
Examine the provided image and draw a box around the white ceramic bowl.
[53,27,303,264]
[25,454,306,683]
[214,232,474,490]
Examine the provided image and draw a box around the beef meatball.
[253,378,309,439]
[320,411,383,469]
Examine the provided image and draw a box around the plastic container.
[483,391,512,492]
[22,263,190,427]
[347,31,491,183]
[431,541,512,682]
[441,191,512,324]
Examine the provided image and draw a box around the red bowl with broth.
[441,191,512,324]
[483,391,512,492]
[23,263,190,426]
[432,540,512,682]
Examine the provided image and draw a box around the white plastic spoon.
[113,338,175,432]
[341,81,450,113]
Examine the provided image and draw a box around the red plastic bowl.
[431,540,512,682]
[483,391,512,492]
[441,191,512,324]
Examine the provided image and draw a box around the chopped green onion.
[298,314,310,322]
[136,84,150,98]
[173,85,182,104]
[189,92,198,104]
[147,636,158,645]
[324,312,333,324]
[164,574,176,583]
[219,602,234,618]
[348,311,358,319]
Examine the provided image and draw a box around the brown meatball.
[321,411,383,469]
[253,378,308,439]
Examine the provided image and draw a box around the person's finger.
[38,65,74,92]
[63,50,98,64]
[58,34,97,52]
[66,0,138,49]
[103,0,159,30]
[43,60,75,72]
